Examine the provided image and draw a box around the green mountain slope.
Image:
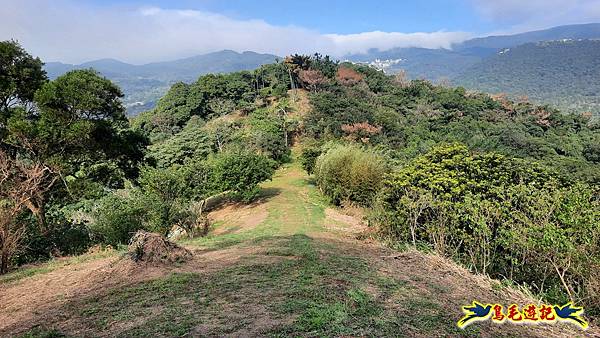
[345,47,481,80]
[45,50,279,115]
[345,23,600,79]
[456,23,600,51]
[455,39,600,115]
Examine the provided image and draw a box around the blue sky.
[2,0,600,63]
[96,0,494,34]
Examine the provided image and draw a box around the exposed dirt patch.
[288,89,311,118]
[324,207,367,235]
[209,201,268,235]
[0,242,276,336]
[0,254,120,333]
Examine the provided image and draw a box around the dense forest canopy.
[1,41,599,316]
[456,40,600,116]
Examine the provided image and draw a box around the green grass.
[184,162,328,251]
[16,162,480,337]
[18,328,67,338]
[54,233,480,337]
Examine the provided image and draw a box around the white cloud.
[0,0,470,64]
[470,0,600,33]
[326,31,471,55]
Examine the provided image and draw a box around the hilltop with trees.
[1,41,599,336]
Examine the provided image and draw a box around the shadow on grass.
[204,187,282,212]
[13,235,480,338]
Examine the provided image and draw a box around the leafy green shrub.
[148,117,213,168]
[246,109,290,162]
[374,143,600,312]
[14,204,92,266]
[499,184,600,311]
[90,194,146,246]
[208,150,276,202]
[89,150,276,244]
[137,166,190,236]
[300,144,322,175]
[314,144,388,206]
[89,166,192,246]
[584,141,600,163]
[374,143,556,258]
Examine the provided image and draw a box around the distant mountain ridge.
[345,23,600,115]
[45,23,600,116]
[345,23,600,77]
[455,39,600,115]
[45,50,279,115]
[455,23,600,53]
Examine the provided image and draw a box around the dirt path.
[0,163,595,337]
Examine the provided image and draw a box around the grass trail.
[185,163,328,251]
[2,161,589,337]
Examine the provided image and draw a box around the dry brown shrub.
[128,231,192,265]
[0,149,58,273]
[531,106,552,127]
[587,265,600,310]
[392,70,410,88]
[336,67,363,86]
[0,206,25,273]
[490,93,515,111]
[340,122,382,143]
[298,69,328,91]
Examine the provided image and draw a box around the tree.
[148,117,212,168]
[341,122,382,143]
[9,69,146,188]
[392,70,410,88]
[0,44,150,270]
[35,69,125,121]
[284,54,312,90]
[0,40,47,114]
[1,67,146,243]
[0,149,58,272]
[298,69,328,92]
[309,53,338,78]
[138,166,189,236]
[284,54,311,73]
[247,109,289,161]
[207,150,276,202]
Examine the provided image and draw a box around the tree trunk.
[0,254,7,274]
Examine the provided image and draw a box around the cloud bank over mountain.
[3,0,600,64]
[1,1,469,63]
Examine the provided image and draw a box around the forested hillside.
[44,24,600,117]
[1,41,599,336]
[292,54,600,318]
[346,24,600,116]
[45,50,279,115]
[346,23,600,76]
[456,39,600,116]
[456,23,600,52]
